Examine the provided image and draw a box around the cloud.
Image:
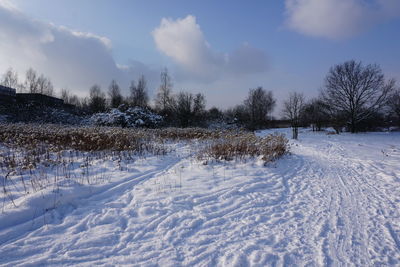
[285,0,400,39]
[152,15,268,82]
[226,43,269,75]
[152,15,224,81]
[0,2,156,97]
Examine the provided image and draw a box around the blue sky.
[1,0,399,110]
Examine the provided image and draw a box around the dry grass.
[154,127,236,140]
[0,124,166,153]
[0,124,289,162]
[0,124,246,151]
[198,133,289,162]
[0,124,289,208]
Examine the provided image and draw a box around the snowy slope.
[0,129,399,266]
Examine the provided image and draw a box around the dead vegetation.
[0,124,289,209]
[0,124,244,151]
[198,133,289,162]
[0,124,289,163]
[0,124,165,153]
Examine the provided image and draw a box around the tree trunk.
[292,126,298,140]
[351,119,356,133]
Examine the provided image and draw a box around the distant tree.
[193,93,206,122]
[155,68,174,114]
[80,97,90,111]
[69,95,81,107]
[61,88,80,106]
[128,80,136,105]
[388,88,400,127]
[1,68,19,89]
[282,92,305,139]
[89,84,107,113]
[37,74,53,96]
[207,107,223,121]
[322,60,395,133]
[22,68,54,96]
[224,104,250,125]
[173,91,207,127]
[175,92,193,127]
[244,87,276,130]
[108,80,123,108]
[61,88,70,104]
[129,75,149,108]
[24,68,39,93]
[302,98,326,131]
[61,88,70,103]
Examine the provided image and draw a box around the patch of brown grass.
[198,133,289,162]
[0,124,289,164]
[0,124,166,154]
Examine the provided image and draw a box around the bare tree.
[176,92,193,127]
[89,84,107,113]
[322,60,395,133]
[22,68,54,96]
[193,93,206,121]
[388,88,400,127]
[1,68,19,89]
[61,88,81,106]
[80,97,90,111]
[108,79,123,108]
[37,74,54,96]
[61,88,71,103]
[224,104,250,125]
[207,107,223,121]
[68,95,81,107]
[173,91,207,127]
[128,80,136,105]
[244,87,276,129]
[155,68,173,113]
[24,68,39,93]
[130,75,149,108]
[302,98,326,131]
[282,92,305,139]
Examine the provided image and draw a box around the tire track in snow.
[0,154,186,266]
[309,139,400,266]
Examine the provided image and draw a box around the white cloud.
[285,0,400,39]
[152,15,268,82]
[60,26,113,49]
[0,0,17,10]
[152,15,224,81]
[0,2,156,97]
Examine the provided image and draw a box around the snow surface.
[1,128,400,266]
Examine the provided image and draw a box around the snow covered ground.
[0,128,399,266]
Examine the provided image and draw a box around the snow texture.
[89,107,163,128]
[0,128,400,266]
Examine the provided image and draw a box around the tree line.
[1,60,399,133]
[1,67,54,96]
[283,60,399,138]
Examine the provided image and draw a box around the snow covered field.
[1,128,399,266]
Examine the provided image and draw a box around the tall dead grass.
[0,124,289,209]
[198,133,289,162]
[0,124,289,162]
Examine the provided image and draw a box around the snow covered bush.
[89,107,163,128]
